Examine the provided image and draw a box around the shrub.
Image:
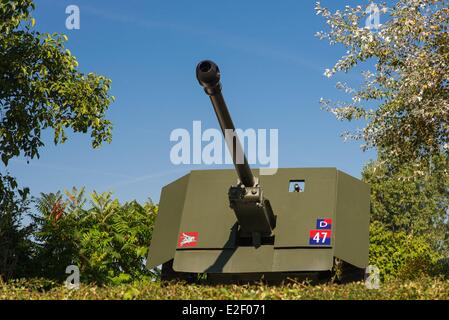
[362,159,449,254]
[32,187,158,285]
[369,221,442,281]
[0,175,33,280]
[433,258,449,279]
[2,276,449,300]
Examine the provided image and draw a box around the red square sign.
[177,232,198,248]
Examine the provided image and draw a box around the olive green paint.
[146,168,370,274]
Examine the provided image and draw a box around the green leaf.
[1,154,9,166]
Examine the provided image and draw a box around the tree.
[363,153,449,253]
[1,0,114,167]
[0,0,114,277]
[316,0,448,170]
[316,1,449,246]
[1,0,114,191]
[0,175,33,279]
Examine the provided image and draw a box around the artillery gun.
[146,60,370,283]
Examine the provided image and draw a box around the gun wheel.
[161,259,198,284]
[330,258,365,284]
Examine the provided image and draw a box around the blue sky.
[11,0,377,204]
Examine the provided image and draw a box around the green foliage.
[31,191,79,281]
[316,0,449,261]
[363,155,449,253]
[369,221,442,281]
[1,0,114,168]
[0,0,114,281]
[0,174,33,280]
[316,1,449,169]
[433,258,449,277]
[2,276,449,300]
[32,188,158,285]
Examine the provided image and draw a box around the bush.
[362,159,449,254]
[0,175,33,280]
[369,221,442,281]
[31,187,158,285]
[433,258,449,279]
[2,276,449,300]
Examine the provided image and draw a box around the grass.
[1,276,449,300]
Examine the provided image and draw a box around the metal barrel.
[196,60,256,188]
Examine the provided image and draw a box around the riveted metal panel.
[146,174,190,269]
[173,247,334,273]
[177,170,239,249]
[260,168,338,248]
[334,171,370,268]
[174,246,274,273]
[273,248,334,272]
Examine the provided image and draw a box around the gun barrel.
[196,60,256,187]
